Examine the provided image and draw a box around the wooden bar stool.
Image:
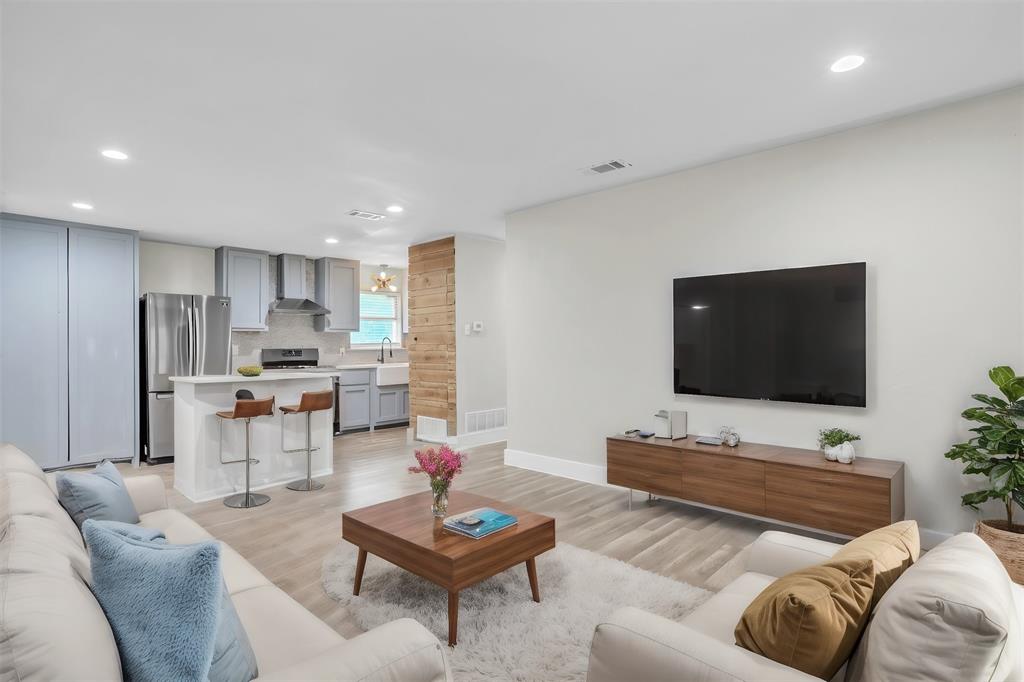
[218,390,275,508]
[279,389,334,492]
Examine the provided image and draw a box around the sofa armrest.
[744,531,843,577]
[587,607,820,682]
[123,475,168,515]
[256,618,451,682]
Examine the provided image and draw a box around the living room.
[2,2,1024,681]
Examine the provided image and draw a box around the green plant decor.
[237,365,262,377]
[818,428,861,449]
[945,366,1024,531]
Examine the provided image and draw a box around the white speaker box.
[671,411,688,440]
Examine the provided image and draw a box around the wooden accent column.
[408,237,457,437]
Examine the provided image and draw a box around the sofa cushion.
[2,471,83,546]
[0,556,122,681]
[57,460,140,529]
[231,584,344,673]
[683,571,775,644]
[84,520,223,682]
[0,513,90,582]
[0,442,47,481]
[735,558,875,680]
[830,520,919,607]
[846,532,1021,682]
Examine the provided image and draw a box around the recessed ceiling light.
[71,201,94,210]
[386,205,404,214]
[691,305,708,310]
[325,237,339,244]
[101,149,129,160]
[830,55,865,73]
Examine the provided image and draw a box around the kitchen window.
[350,291,401,346]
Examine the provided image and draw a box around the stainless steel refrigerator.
[141,293,232,461]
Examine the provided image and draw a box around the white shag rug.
[321,541,712,681]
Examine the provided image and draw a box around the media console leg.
[627,489,632,511]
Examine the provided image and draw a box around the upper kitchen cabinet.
[314,257,360,332]
[215,246,270,330]
[0,215,138,470]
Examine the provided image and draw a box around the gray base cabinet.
[338,368,409,432]
[0,215,138,470]
[341,384,371,429]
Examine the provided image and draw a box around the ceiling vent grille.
[347,210,387,221]
[583,159,632,176]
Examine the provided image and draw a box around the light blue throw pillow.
[57,460,140,528]
[85,520,259,682]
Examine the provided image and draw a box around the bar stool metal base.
[224,492,271,509]
[286,478,324,492]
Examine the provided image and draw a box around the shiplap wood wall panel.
[408,237,457,435]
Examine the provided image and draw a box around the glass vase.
[431,483,450,518]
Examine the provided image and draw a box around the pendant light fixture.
[371,264,398,292]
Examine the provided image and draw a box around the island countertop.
[170,372,341,384]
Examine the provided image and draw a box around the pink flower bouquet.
[409,444,467,516]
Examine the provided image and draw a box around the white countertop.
[334,362,409,370]
[170,372,340,384]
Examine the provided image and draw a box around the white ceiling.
[2,1,1022,265]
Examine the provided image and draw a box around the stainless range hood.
[271,254,331,315]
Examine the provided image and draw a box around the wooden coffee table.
[342,490,556,646]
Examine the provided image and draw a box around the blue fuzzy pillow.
[85,520,259,682]
[57,460,140,528]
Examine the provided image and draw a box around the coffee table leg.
[526,557,540,602]
[353,549,367,596]
[448,591,459,647]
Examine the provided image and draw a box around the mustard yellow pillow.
[735,559,875,680]
[831,520,919,607]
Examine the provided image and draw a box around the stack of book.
[443,507,518,539]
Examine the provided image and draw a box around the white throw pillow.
[847,532,1021,682]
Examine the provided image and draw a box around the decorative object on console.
[818,427,860,463]
[409,444,467,517]
[236,365,262,377]
[56,461,140,528]
[671,410,687,440]
[718,426,741,447]
[371,264,398,292]
[653,410,672,438]
[945,365,1024,582]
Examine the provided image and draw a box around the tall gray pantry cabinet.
[0,214,139,469]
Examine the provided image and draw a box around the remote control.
[695,436,723,446]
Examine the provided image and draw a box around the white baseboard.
[451,427,508,449]
[503,448,607,486]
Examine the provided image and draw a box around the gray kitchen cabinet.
[376,388,402,422]
[314,257,360,332]
[341,384,371,429]
[68,226,138,465]
[0,217,70,469]
[400,388,410,419]
[0,215,138,470]
[215,246,270,330]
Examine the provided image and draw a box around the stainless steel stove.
[261,348,340,433]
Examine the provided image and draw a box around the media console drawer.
[606,435,904,537]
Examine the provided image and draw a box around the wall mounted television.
[673,262,866,407]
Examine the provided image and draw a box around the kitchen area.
[141,248,411,502]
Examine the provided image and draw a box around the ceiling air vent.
[582,159,632,176]
[347,210,387,221]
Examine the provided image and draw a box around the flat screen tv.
[673,262,866,407]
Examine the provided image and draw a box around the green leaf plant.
[945,366,1024,531]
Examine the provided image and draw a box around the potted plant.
[945,366,1024,581]
[818,428,860,463]
[409,444,467,517]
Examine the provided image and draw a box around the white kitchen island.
[170,373,337,502]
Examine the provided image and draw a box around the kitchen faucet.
[378,337,393,364]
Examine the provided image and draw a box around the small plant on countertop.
[236,365,262,377]
[818,428,861,449]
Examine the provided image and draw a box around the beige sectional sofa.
[0,443,453,682]
[588,528,1024,682]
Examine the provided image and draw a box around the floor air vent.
[465,408,506,434]
[583,159,632,175]
[416,416,448,444]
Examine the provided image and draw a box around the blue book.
[443,507,518,539]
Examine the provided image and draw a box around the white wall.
[505,88,1024,537]
[139,240,215,295]
[455,234,507,440]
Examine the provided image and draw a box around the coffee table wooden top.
[342,490,554,560]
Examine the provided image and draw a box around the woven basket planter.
[975,520,1024,583]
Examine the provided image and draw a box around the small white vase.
[823,441,856,464]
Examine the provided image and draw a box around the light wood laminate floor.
[123,428,828,638]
